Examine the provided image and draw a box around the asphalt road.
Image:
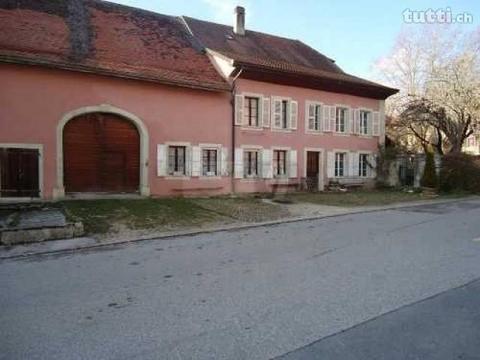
[2,199,480,359]
[277,278,480,360]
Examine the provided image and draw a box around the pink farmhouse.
[0,1,397,200]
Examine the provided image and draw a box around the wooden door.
[306,151,320,191]
[63,113,140,193]
[0,148,39,197]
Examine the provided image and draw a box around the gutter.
[230,68,243,194]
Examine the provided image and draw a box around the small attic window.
[226,34,235,40]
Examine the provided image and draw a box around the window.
[336,107,347,133]
[202,149,217,176]
[359,111,370,135]
[308,103,322,131]
[314,105,322,131]
[244,150,259,177]
[273,150,287,177]
[359,153,369,177]
[335,152,345,177]
[168,146,186,175]
[281,100,288,129]
[244,97,260,127]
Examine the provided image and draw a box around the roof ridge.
[181,15,304,43]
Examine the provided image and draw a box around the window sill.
[332,132,350,137]
[200,175,222,180]
[271,128,293,133]
[164,176,190,180]
[306,130,323,135]
[240,126,264,131]
[240,177,261,182]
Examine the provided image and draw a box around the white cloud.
[202,0,252,25]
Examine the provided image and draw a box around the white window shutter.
[185,146,193,176]
[272,98,282,129]
[345,107,351,133]
[348,152,357,177]
[379,112,385,139]
[369,154,377,178]
[221,147,229,176]
[262,97,270,128]
[234,148,243,178]
[305,101,311,131]
[327,151,335,178]
[261,149,273,178]
[191,146,201,177]
[317,104,323,131]
[353,109,360,134]
[234,94,244,126]
[323,105,331,131]
[288,150,297,178]
[156,144,167,176]
[372,111,380,136]
[290,100,298,130]
[330,106,337,132]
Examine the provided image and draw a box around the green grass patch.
[282,190,466,207]
[53,196,287,236]
[55,198,221,235]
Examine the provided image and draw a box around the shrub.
[421,151,438,188]
[439,153,480,193]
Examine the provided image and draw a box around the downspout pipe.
[230,68,243,195]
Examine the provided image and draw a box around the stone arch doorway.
[55,105,150,198]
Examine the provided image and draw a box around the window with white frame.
[244,150,259,177]
[359,110,370,135]
[244,96,260,127]
[273,150,287,177]
[202,149,218,176]
[336,107,347,133]
[281,100,288,129]
[168,146,186,175]
[335,152,346,177]
[307,103,322,131]
[359,153,369,177]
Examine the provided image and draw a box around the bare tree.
[375,25,480,153]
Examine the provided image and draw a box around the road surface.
[2,199,480,359]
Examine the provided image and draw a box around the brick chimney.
[233,6,245,36]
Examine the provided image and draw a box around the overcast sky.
[110,0,479,80]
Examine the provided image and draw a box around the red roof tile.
[0,0,230,91]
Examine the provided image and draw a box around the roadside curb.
[1,196,477,260]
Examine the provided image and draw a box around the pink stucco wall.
[233,78,382,193]
[0,63,232,199]
[0,64,383,199]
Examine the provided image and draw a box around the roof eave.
[0,55,231,93]
[234,61,398,100]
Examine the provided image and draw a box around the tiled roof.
[0,0,230,91]
[183,17,398,99]
[0,1,397,98]
[183,17,344,74]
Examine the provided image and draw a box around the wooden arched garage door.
[63,113,140,193]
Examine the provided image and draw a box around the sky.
[110,0,479,81]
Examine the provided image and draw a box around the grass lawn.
[51,190,469,237]
[282,189,466,207]
[54,196,287,236]
[280,190,463,207]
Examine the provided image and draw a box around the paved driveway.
[2,200,480,359]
